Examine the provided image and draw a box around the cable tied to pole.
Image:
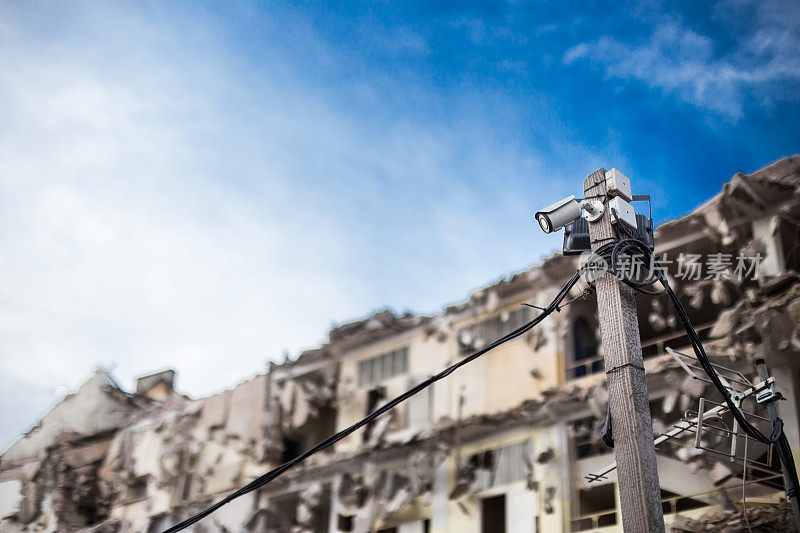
[590,212,800,518]
[163,269,587,532]
[592,214,777,444]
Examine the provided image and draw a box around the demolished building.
[2,156,800,532]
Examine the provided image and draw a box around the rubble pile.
[671,504,796,532]
[2,156,799,532]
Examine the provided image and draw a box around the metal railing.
[570,508,617,531]
[660,473,783,513]
[571,474,784,531]
[640,320,715,355]
[565,321,715,380]
[565,355,605,380]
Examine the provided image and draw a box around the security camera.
[535,196,604,233]
[535,196,581,233]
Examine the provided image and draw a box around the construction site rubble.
[1,156,799,532]
[670,504,796,532]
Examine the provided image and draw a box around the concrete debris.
[708,461,737,485]
[327,309,433,352]
[710,280,732,306]
[586,386,609,420]
[135,371,178,402]
[1,370,138,467]
[761,271,800,296]
[683,282,707,309]
[448,466,474,500]
[681,374,706,400]
[543,487,556,514]
[295,482,324,532]
[661,389,679,415]
[527,327,548,351]
[648,299,676,331]
[535,448,554,464]
[675,444,705,463]
[364,408,394,448]
[336,472,367,510]
[709,307,740,340]
[671,504,796,532]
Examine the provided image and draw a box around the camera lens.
[537,214,551,233]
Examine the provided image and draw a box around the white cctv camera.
[535,196,604,233]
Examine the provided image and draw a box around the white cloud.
[562,0,800,119]
[0,2,586,449]
[562,43,588,65]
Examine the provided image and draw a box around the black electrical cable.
[594,214,800,514]
[593,219,774,443]
[165,214,797,531]
[665,275,800,515]
[163,271,585,532]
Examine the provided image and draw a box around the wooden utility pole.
[584,168,665,532]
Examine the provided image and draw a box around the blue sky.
[1,0,798,449]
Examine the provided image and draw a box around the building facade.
[2,156,800,532]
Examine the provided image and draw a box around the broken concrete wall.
[0,370,281,531]
[2,370,138,467]
[441,423,570,533]
[445,261,579,420]
[0,370,139,531]
[329,445,443,533]
[335,330,443,454]
[106,375,274,526]
[333,262,579,451]
[0,480,22,520]
[0,433,118,531]
[269,364,338,469]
